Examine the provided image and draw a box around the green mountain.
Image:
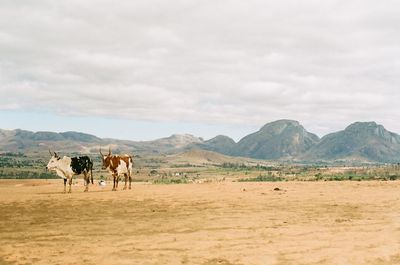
[232,120,319,159]
[304,122,400,162]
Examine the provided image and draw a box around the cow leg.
[68,177,72,193]
[128,171,132,190]
[112,174,117,191]
[123,174,128,190]
[63,178,67,193]
[87,172,91,190]
[90,167,94,185]
[83,172,89,192]
[116,175,120,189]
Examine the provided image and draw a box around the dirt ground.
[0,179,400,265]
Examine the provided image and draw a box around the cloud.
[1,0,400,137]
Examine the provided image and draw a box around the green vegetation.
[221,162,277,171]
[152,178,189,184]
[2,151,400,183]
[0,153,45,168]
[238,174,284,182]
[170,163,198,168]
[0,152,57,179]
[0,169,57,179]
[313,169,400,181]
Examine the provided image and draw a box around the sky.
[1,0,400,141]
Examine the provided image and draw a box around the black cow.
[71,156,94,183]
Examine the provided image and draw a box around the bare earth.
[0,180,400,265]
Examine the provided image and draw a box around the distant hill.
[2,120,400,163]
[0,129,203,156]
[0,129,104,155]
[60,131,102,142]
[108,134,203,155]
[11,129,102,142]
[149,134,203,150]
[304,122,400,162]
[232,120,319,160]
[195,135,236,155]
[166,149,247,166]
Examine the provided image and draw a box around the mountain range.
[1,120,400,163]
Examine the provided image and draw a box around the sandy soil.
[0,179,400,265]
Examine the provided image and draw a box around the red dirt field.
[0,179,400,264]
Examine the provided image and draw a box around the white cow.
[46,151,93,193]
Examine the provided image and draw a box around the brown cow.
[100,148,133,191]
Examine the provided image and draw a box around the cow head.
[46,150,61,171]
[99,147,112,170]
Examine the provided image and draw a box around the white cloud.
[1,0,400,137]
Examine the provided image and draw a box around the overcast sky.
[1,0,400,141]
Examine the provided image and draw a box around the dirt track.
[0,179,400,265]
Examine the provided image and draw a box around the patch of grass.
[170,163,198,168]
[314,173,375,181]
[152,178,189,184]
[388,175,400,181]
[237,174,284,182]
[221,162,278,171]
[0,168,58,179]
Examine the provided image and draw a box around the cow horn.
[49,149,53,156]
[99,148,104,156]
[54,152,58,157]
[108,147,111,155]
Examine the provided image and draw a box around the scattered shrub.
[237,175,284,182]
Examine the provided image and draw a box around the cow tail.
[129,156,133,176]
[90,161,94,184]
